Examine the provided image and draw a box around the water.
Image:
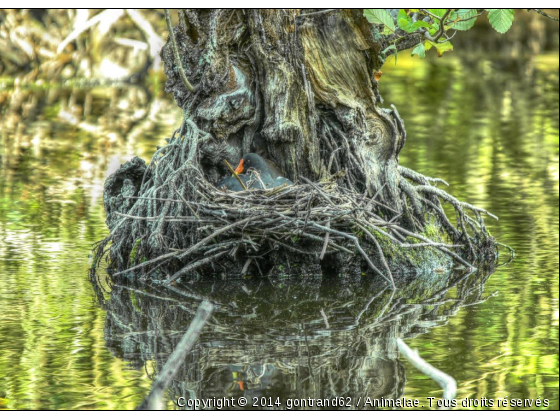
[0,54,558,410]
[383,54,559,409]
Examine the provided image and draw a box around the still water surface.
[0,55,558,410]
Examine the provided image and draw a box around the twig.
[496,241,515,264]
[399,166,449,186]
[125,9,164,69]
[177,214,267,259]
[241,258,252,275]
[113,249,182,277]
[397,338,457,405]
[58,9,125,54]
[164,250,229,284]
[415,185,498,220]
[419,9,453,43]
[529,9,559,22]
[355,222,394,287]
[224,159,247,190]
[391,225,476,271]
[319,221,330,260]
[300,176,335,205]
[401,242,463,249]
[137,301,213,410]
[353,286,388,326]
[304,219,394,288]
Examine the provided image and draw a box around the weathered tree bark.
[162,9,405,206]
[96,9,501,284]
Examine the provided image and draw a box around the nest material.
[94,118,506,289]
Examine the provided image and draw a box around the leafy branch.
[363,8,526,60]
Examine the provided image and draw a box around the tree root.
[94,117,500,287]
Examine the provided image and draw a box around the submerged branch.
[138,300,214,410]
[397,338,457,405]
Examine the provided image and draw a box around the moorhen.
[234,153,293,188]
[217,172,267,191]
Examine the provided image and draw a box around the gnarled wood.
[94,9,500,282]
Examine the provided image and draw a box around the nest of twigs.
[93,118,508,289]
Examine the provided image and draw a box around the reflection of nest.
[92,266,495,408]
[94,119,500,285]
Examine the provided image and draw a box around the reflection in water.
[0,79,180,410]
[92,267,494,410]
[0,54,558,409]
[381,55,559,409]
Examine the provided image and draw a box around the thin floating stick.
[397,338,457,406]
[138,301,214,410]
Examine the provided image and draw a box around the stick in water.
[397,338,457,407]
[138,300,214,410]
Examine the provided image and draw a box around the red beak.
[234,158,244,174]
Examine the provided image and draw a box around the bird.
[217,153,294,192]
[234,153,293,188]
[217,172,266,192]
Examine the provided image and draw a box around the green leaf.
[364,9,396,33]
[397,9,410,21]
[411,43,426,58]
[487,9,514,34]
[435,41,453,56]
[412,20,431,29]
[429,9,447,18]
[397,9,413,32]
[449,9,478,31]
[425,40,454,57]
[398,17,410,31]
[397,10,433,33]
